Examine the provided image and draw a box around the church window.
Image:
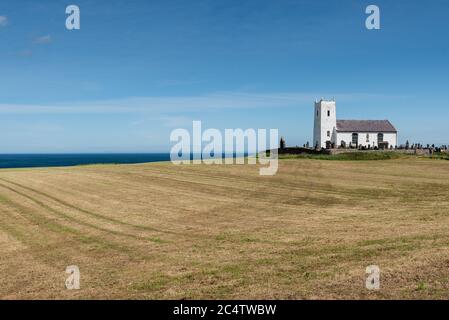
[327,110,330,117]
[327,131,330,137]
[377,133,384,143]
[352,133,358,145]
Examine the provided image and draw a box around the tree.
[280,137,286,149]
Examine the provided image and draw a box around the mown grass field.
[1,157,449,299]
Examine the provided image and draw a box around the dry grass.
[1,157,449,299]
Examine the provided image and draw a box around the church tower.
[313,99,337,149]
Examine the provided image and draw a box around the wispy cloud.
[0,92,391,115]
[18,49,33,57]
[0,16,8,27]
[129,116,193,127]
[159,116,194,127]
[154,79,201,87]
[33,34,52,44]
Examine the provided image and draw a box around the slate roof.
[336,120,397,133]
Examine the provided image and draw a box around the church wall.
[336,132,397,148]
[313,100,336,148]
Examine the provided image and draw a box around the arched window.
[377,133,384,143]
[352,133,358,145]
[327,110,330,117]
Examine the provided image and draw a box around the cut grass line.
[106,166,411,203]
[0,193,132,255]
[0,212,32,247]
[0,177,201,239]
[0,182,162,247]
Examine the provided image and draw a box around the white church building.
[313,99,398,149]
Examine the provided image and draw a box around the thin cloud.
[33,34,52,44]
[0,16,8,26]
[0,92,392,115]
[18,49,33,57]
[159,116,194,127]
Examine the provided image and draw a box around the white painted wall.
[313,100,336,148]
[336,132,397,148]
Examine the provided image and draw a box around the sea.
[0,153,172,169]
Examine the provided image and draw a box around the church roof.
[336,120,397,133]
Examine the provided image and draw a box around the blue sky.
[0,0,448,152]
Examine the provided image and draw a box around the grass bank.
[279,151,406,161]
[428,152,449,161]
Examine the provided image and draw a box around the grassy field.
[1,157,449,299]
